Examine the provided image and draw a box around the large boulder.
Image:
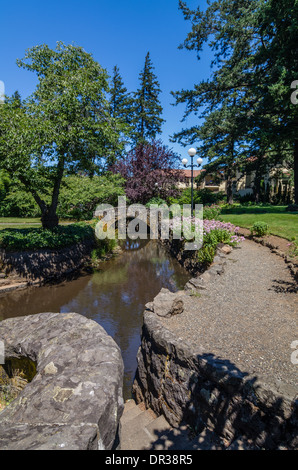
[0,312,124,450]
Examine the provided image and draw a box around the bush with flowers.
[199,220,245,266]
[171,216,245,268]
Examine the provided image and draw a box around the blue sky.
[0,0,211,166]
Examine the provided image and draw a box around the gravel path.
[161,239,298,388]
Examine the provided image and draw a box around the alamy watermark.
[291,80,298,105]
[94,197,203,251]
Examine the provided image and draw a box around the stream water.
[0,240,190,399]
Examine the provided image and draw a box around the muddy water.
[0,240,190,399]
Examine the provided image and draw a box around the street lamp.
[182,148,203,216]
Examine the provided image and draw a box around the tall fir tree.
[132,52,164,145]
[172,0,259,203]
[253,0,298,205]
[173,0,298,204]
[109,65,134,160]
[110,65,134,125]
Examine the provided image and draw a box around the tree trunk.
[294,139,298,205]
[40,156,65,230]
[41,207,59,230]
[253,156,263,203]
[226,174,233,204]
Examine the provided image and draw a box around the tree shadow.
[270,278,298,294]
[135,352,297,450]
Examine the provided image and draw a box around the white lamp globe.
[188,147,197,157]
[182,158,188,166]
[197,157,203,166]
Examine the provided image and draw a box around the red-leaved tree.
[113,140,182,204]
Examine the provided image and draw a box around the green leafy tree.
[0,42,124,229]
[132,52,164,145]
[57,173,125,220]
[0,170,11,202]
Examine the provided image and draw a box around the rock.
[152,288,184,318]
[208,264,225,276]
[185,277,207,292]
[0,312,124,450]
[219,245,232,255]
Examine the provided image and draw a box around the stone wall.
[0,312,124,450]
[133,307,297,450]
[0,237,95,284]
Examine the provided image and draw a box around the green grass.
[0,218,75,230]
[220,205,298,241]
[0,217,41,224]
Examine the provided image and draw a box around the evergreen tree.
[110,65,134,125]
[109,65,134,160]
[172,1,258,203]
[132,52,164,145]
[253,0,298,205]
[172,0,298,204]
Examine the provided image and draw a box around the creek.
[0,239,190,399]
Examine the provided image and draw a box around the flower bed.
[170,217,245,269]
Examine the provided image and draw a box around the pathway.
[121,238,297,450]
[120,399,229,450]
[160,238,298,387]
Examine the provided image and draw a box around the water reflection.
[0,240,190,399]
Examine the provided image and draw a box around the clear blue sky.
[0,0,211,165]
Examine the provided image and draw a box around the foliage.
[109,65,135,160]
[0,188,41,218]
[287,239,298,258]
[0,174,125,220]
[91,235,118,261]
[169,189,225,207]
[250,221,269,237]
[132,52,164,145]
[203,204,221,220]
[145,197,167,208]
[0,170,11,201]
[0,223,94,251]
[57,174,125,220]
[0,42,125,229]
[171,0,298,204]
[113,140,181,204]
[198,219,245,266]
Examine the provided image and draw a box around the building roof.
[176,169,204,178]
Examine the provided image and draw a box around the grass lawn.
[0,218,74,230]
[220,205,298,241]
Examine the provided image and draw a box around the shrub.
[57,174,125,220]
[0,189,41,217]
[287,238,298,258]
[250,221,269,237]
[0,223,94,251]
[203,204,221,220]
[198,220,245,266]
[0,174,125,220]
[145,197,167,207]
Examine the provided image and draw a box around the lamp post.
[182,148,203,217]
